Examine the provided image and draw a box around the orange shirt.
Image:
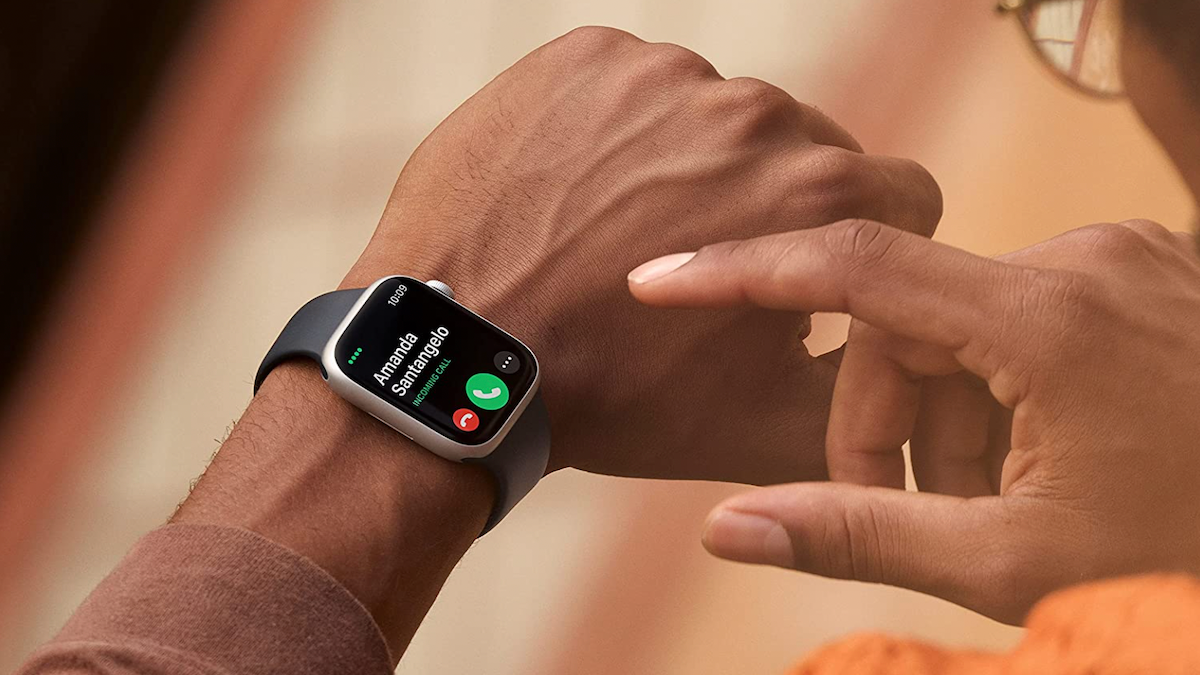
[794,575,1200,675]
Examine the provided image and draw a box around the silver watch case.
[320,276,540,461]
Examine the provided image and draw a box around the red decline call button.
[453,408,479,432]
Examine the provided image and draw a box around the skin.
[174,26,942,662]
[628,9,1200,625]
[49,8,1195,670]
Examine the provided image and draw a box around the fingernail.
[702,509,795,569]
[627,252,696,284]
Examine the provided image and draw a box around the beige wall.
[4,0,1192,672]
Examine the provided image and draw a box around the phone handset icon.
[453,408,479,432]
[465,373,509,410]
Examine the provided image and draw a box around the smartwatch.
[253,276,550,535]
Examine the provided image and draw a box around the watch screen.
[335,277,537,445]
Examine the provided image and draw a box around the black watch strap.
[254,289,362,392]
[464,392,549,533]
[254,287,550,535]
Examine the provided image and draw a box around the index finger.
[628,220,1025,378]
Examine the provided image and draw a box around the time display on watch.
[335,277,537,445]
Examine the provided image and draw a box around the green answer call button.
[466,372,509,410]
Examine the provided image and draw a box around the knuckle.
[720,76,795,113]
[1080,222,1149,261]
[551,26,637,58]
[803,146,864,201]
[1117,219,1189,257]
[776,147,871,224]
[826,219,902,272]
[890,158,943,237]
[705,77,799,145]
[829,501,891,583]
[787,150,943,237]
[1118,217,1171,240]
[633,42,717,80]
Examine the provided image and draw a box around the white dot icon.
[494,351,519,374]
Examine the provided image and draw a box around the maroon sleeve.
[15,524,393,675]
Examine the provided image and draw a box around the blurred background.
[0,0,1192,672]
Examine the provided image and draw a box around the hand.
[628,218,1200,623]
[344,27,941,482]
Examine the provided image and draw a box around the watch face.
[335,277,537,445]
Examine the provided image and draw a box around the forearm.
[173,359,493,662]
[164,206,572,661]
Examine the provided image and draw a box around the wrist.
[341,229,598,461]
[175,360,492,659]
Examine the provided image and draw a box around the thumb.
[702,483,1027,623]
